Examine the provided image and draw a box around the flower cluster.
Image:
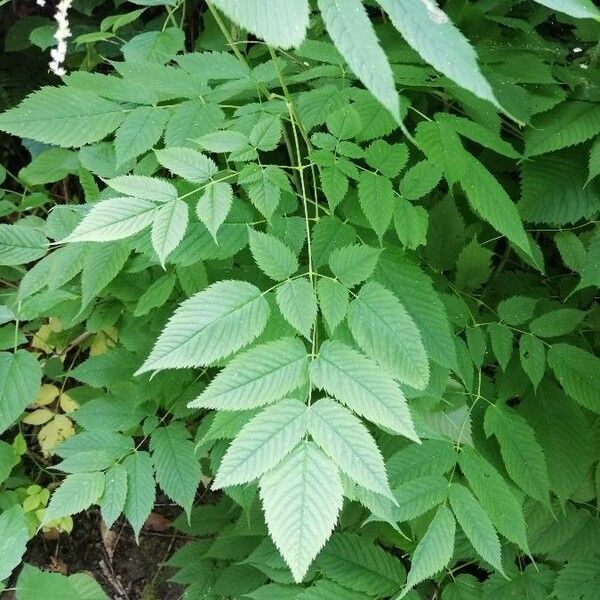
[43,0,74,77]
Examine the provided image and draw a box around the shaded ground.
[12,503,187,599]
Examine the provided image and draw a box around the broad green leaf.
[214,398,308,488]
[0,505,28,581]
[317,533,406,597]
[401,505,456,598]
[448,483,504,574]
[524,101,600,157]
[459,447,529,553]
[519,333,546,389]
[326,105,361,139]
[189,337,308,410]
[150,422,201,515]
[357,172,395,239]
[138,280,270,373]
[329,244,381,288]
[347,281,429,389]
[552,560,600,600]
[115,105,167,165]
[43,472,105,524]
[318,0,399,120]
[488,323,513,371]
[0,350,42,434]
[275,277,317,338]
[310,340,418,441]
[107,175,177,203]
[63,197,156,243]
[316,277,348,333]
[533,0,600,18]
[250,114,282,151]
[0,225,47,266]
[387,439,456,486]
[364,140,409,178]
[198,130,249,153]
[249,229,298,281]
[211,0,309,49]
[309,398,393,499]
[484,404,551,507]
[197,182,233,240]
[455,240,492,290]
[0,87,124,147]
[393,475,448,522]
[548,343,600,413]
[121,28,184,64]
[260,442,343,582]
[123,451,155,540]
[379,0,498,108]
[399,160,443,200]
[151,198,189,267]
[155,147,218,183]
[577,229,600,289]
[101,464,128,529]
[529,309,584,337]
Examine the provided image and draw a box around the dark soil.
[12,503,188,600]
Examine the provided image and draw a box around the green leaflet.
[401,505,456,598]
[378,0,499,108]
[484,404,551,508]
[123,451,156,541]
[310,340,418,441]
[137,280,270,373]
[150,423,201,516]
[155,147,217,183]
[249,229,299,281]
[533,0,600,18]
[214,398,308,488]
[211,0,309,49]
[189,337,309,410]
[275,277,318,338]
[347,281,429,389]
[329,244,381,288]
[43,472,105,524]
[448,483,504,574]
[100,464,128,529]
[151,198,189,267]
[0,224,48,266]
[197,182,234,240]
[548,343,600,413]
[0,87,125,147]
[0,505,28,582]
[0,350,42,434]
[260,441,343,582]
[357,172,395,239]
[317,533,406,597]
[308,398,394,500]
[114,105,168,165]
[318,0,399,120]
[316,278,348,333]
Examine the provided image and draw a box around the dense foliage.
[2,0,600,598]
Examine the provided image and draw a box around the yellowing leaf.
[89,327,118,357]
[22,408,55,426]
[31,324,55,353]
[38,414,74,457]
[58,393,79,413]
[35,384,60,407]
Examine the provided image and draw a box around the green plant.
[1,0,600,598]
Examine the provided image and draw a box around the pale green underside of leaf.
[115,105,168,165]
[378,0,499,109]
[197,182,233,240]
[316,277,348,332]
[107,175,177,203]
[308,398,394,500]
[137,280,270,374]
[533,0,600,19]
[212,0,310,49]
[318,0,399,120]
[0,506,28,582]
[189,336,309,410]
[100,464,128,530]
[151,198,189,267]
[347,281,429,389]
[155,146,217,183]
[0,225,48,266]
[260,442,343,582]
[249,229,299,281]
[310,340,418,441]
[214,398,308,488]
[63,197,156,243]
